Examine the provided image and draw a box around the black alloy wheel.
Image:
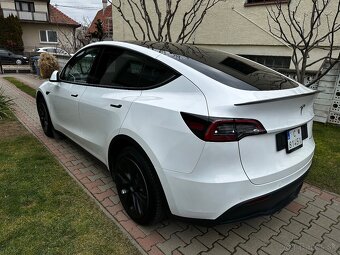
[37,98,54,137]
[114,146,166,225]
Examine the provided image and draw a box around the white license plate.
[287,127,303,153]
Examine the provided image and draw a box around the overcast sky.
[50,0,103,24]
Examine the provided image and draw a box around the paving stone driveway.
[1,75,339,255]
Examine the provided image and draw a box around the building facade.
[0,0,80,53]
[112,0,340,74]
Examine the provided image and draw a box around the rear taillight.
[181,112,266,142]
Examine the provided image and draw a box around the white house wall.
[112,0,340,72]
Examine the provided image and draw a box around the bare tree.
[267,0,340,86]
[56,16,92,53]
[108,0,225,43]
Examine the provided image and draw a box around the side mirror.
[8,52,11,56]
[49,70,60,82]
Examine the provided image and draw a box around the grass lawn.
[3,77,36,98]
[307,122,340,194]
[0,117,140,254]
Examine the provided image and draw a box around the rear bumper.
[163,147,313,220]
[216,169,307,223]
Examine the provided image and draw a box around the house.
[0,0,80,53]
[111,0,340,75]
[88,4,112,40]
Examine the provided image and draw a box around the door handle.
[110,104,122,108]
[71,94,78,97]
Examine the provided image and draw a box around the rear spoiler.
[234,91,319,106]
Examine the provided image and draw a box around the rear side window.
[61,47,101,84]
[96,46,178,89]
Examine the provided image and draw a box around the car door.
[77,47,145,161]
[48,46,101,140]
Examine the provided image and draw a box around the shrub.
[39,53,59,79]
[0,88,12,120]
[0,15,24,53]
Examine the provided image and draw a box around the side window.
[97,47,143,87]
[97,47,178,88]
[139,57,176,87]
[61,47,101,84]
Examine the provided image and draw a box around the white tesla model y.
[36,41,316,225]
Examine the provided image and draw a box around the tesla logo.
[300,104,306,115]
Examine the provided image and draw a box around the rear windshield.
[131,42,299,91]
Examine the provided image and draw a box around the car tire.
[16,59,22,65]
[113,146,166,225]
[37,97,54,137]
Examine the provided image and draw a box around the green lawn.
[3,77,36,98]
[0,118,140,255]
[307,122,340,194]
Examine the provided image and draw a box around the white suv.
[36,41,316,225]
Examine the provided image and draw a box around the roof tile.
[49,4,80,27]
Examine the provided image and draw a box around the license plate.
[287,127,303,153]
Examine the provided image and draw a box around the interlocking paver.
[310,197,332,210]
[283,219,307,236]
[243,216,270,230]
[293,211,317,226]
[273,209,296,224]
[329,200,340,213]
[176,226,202,244]
[313,246,333,255]
[196,229,224,249]
[157,235,186,255]
[333,221,340,230]
[313,214,336,231]
[263,216,287,232]
[318,192,336,202]
[239,236,266,254]
[232,223,257,240]
[202,243,231,255]
[325,228,340,243]
[250,225,277,244]
[272,228,298,246]
[157,222,186,240]
[2,75,340,255]
[137,231,165,252]
[321,206,340,222]
[318,236,340,254]
[213,223,240,236]
[301,203,323,218]
[282,244,311,255]
[139,223,165,236]
[303,222,329,241]
[295,193,314,206]
[262,239,289,255]
[218,231,246,253]
[294,232,320,252]
[285,200,305,214]
[233,247,250,255]
[178,238,208,255]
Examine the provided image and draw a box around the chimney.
[102,0,107,14]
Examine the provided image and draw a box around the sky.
[50,0,104,24]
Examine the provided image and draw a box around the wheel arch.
[107,134,173,213]
[36,90,44,101]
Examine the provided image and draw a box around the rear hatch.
[234,92,316,185]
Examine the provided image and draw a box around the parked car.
[0,48,28,65]
[36,41,316,225]
[34,47,72,57]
